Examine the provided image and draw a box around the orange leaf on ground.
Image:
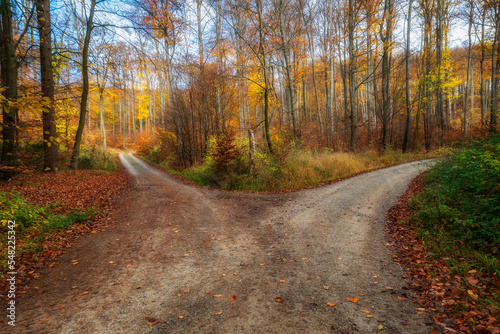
[327,303,336,307]
[323,286,329,290]
[275,297,284,302]
[228,295,236,301]
[360,310,371,313]
[346,297,358,303]
[214,294,222,298]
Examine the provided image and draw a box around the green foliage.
[141,131,177,166]
[0,191,94,273]
[180,143,437,191]
[0,191,94,233]
[79,145,117,170]
[412,135,500,256]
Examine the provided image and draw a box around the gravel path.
[6,154,435,333]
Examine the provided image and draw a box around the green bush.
[412,135,500,254]
[0,191,95,272]
[79,146,117,170]
[0,191,93,233]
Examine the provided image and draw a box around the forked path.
[8,154,434,333]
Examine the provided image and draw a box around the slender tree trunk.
[480,7,486,125]
[99,88,107,149]
[464,1,473,138]
[70,0,96,169]
[348,0,357,151]
[256,0,273,153]
[381,0,393,150]
[278,0,299,146]
[403,0,413,152]
[435,0,445,144]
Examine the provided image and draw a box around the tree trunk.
[278,0,299,146]
[348,0,357,151]
[36,0,59,170]
[70,0,96,169]
[435,0,445,144]
[0,0,18,163]
[464,1,473,138]
[256,0,273,153]
[99,88,107,149]
[381,0,393,150]
[402,0,413,153]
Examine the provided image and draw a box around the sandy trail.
[5,154,434,333]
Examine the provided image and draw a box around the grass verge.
[178,148,442,192]
[388,135,500,332]
[0,191,94,274]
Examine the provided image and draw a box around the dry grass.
[181,148,442,192]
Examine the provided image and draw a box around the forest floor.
[1,154,437,333]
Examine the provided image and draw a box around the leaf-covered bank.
[388,135,500,333]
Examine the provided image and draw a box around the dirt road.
[7,154,434,333]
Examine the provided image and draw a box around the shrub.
[79,145,117,170]
[412,135,500,254]
[0,191,94,272]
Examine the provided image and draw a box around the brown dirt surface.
[2,154,436,333]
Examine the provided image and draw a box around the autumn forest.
[0,0,498,170]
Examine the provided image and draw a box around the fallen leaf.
[79,291,89,296]
[205,291,211,294]
[72,262,78,265]
[346,297,358,303]
[215,312,223,315]
[378,324,384,330]
[279,280,286,283]
[148,320,160,326]
[397,296,405,301]
[275,297,284,302]
[385,286,394,290]
[177,294,183,297]
[360,310,371,314]
[214,294,223,298]
[178,315,184,319]
[326,302,336,307]
[228,295,236,301]
[367,315,374,318]
[108,261,114,264]
[324,286,329,290]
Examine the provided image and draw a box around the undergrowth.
[0,191,95,274]
[177,142,441,191]
[410,134,500,275]
[78,146,118,170]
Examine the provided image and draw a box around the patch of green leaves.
[411,135,500,273]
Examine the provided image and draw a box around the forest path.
[10,154,434,334]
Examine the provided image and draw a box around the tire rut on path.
[5,154,434,334]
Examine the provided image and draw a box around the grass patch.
[179,148,440,192]
[78,146,118,171]
[0,191,95,274]
[409,134,500,276]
